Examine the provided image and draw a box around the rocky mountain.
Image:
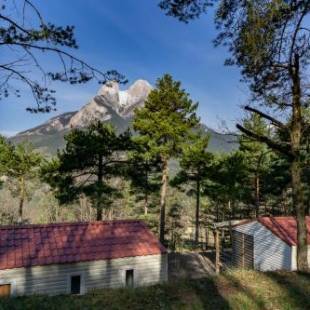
[10,79,238,154]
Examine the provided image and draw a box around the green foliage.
[171,131,213,242]
[43,121,132,220]
[159,0,213,23]
[126,140,161,214]
[203,151,250,219]
[0,142,42,180]
[133,74,199,161]
[133,74,200,242]
[0,138,42,222]
[167,202,186,251]
[173,132,213,185]
[160,1,310,106]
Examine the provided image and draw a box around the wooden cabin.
[0,220,167,297]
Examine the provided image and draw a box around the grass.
[0,270,309,310]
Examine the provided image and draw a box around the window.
[70,275,81,295]
[0,284,11,297]
[125,269,134,288]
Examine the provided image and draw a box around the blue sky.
[0,0,248,136]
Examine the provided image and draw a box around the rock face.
[18,79,153,135]
[19,112,76,135]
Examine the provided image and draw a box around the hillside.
[10,80,238,154]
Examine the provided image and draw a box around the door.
[70,275,81,294]
[0,284,11,297]
[125,269,134,288]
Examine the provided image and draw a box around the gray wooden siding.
[232,231,254,269]
[0,254,168,297]
[233,222,292,271]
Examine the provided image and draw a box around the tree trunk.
[228,200,232,219]
[96,207,103,221]
[107,207,113,220]
[18,177,25,223]
[144,191,148,216]
[96,154,103,221]
[291,53,308,271]
[291,161,308,270]
[144,169,148,215]
[195,178,200,244]
[159,157,168,244]
[255,174,260,218]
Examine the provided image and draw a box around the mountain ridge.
[10,79,238,154]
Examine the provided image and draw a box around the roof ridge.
[0,219,143,230]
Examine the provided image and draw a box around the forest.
[0,72,305,250]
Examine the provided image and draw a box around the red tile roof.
[0,220,166,270]
[258,216,310,246]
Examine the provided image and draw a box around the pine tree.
[0,139,42,222]
[126,141,161,216]
[239,114,271,217]
[133,74,199,243]
[171,131,213,244]
[42,122,132,220]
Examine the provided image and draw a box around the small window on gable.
[70,275,81,295]
[125,269,134,288]
[0,284,11,297]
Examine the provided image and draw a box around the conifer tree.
[126,141,161,216]
[43,122,132,220]
[239,114,271,217]
[133,74,199,243]
[172,132,213,244]
[0,140,42,222]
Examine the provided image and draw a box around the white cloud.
[0,130,18,137]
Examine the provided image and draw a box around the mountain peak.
[16,79,153,136]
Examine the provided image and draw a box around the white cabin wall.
[253,223,292,271]
[0,254,168,297]
[291,246,297,271]
[290,245,310,271]
[233,221,292,271]
[233,221,261,236]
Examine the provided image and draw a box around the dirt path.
[168,252,216,281]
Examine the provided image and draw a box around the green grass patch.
[0,270,309,310]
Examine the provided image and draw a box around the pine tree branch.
[244,105,287,129]
[236,123,293,158]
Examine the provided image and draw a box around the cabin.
[232,216,310,271]
[0,220,168,297]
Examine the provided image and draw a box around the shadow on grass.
[219,269,310,310]
[264,271,310,308]
[0,271,308,310]
[220,271,269,309]
[0,279,230,310]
